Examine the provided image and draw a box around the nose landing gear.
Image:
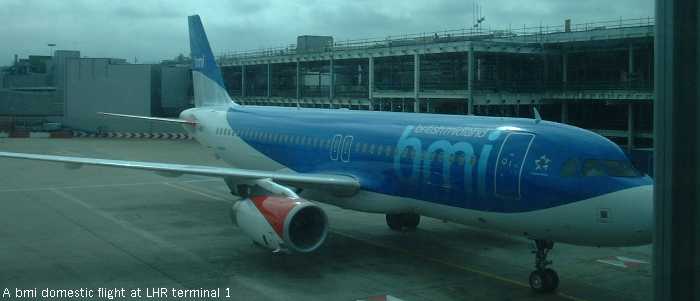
[528,240,559,293]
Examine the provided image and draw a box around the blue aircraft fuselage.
[223,105,651,213]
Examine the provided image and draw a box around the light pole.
[47,43,56,56]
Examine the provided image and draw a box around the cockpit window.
[583,160,606,177]
[560,159,579,177]
[600,160,641,177]
[583,159,641,177]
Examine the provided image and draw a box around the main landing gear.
[528,240,559,293]
[385,213,420,231]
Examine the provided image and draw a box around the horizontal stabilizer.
[98,112,198,125]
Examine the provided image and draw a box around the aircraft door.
[494,132,535,199]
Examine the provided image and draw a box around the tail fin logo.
[193,56,205,69]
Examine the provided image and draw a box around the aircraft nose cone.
[629,184,653,244]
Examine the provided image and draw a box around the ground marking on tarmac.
[154,183,589,301]
[356,295,405,301]
[596,256,649,269]
[333,230,588,301]
[162,182,230,202]
[48,188,215,277]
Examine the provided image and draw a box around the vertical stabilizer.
[188,15,235,107]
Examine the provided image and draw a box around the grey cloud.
[0,0,653,65]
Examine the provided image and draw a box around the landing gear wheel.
[528,240,558,293]
[544,268,559,290]
[385,213,421,231]
[403,213,420,229]
[528,269,558,293]
[528,270,547,293]
[386,214,403,231]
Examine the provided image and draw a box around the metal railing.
[218,17,655,63]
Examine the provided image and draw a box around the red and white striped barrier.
[71,131,192,140]
[0,131,192,140]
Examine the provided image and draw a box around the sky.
[0,0,654,65]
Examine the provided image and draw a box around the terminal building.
[0,51,192,133]
[0,18,654,170]
[217,18,654,153]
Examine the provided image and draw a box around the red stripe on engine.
[250,196,297,237]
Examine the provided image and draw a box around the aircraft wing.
[0,152,360,196]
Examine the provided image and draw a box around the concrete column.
[562,52,568,89]
[295,61,301,99]
[368,56,374,100]
[561,102,569,123]
[628,45,635,89]
[329,58,335,99]
[266,63,271,98]
[413,53,420,113]
[654,0,700,299]
[627,102,635,151]
[543,54,549,86]
[241,65,246,97]
[467,48,475,115]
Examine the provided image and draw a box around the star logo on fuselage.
[535,155,551,172]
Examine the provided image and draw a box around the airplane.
[0,15,653,293]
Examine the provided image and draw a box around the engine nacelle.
[229,196,328,253]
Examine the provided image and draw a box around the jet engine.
[229,196,328,253]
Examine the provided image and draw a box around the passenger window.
[385,146,393,157]
[560,159,579,177]
[583,160,606,177]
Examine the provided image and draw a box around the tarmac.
[0,138,652,301]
